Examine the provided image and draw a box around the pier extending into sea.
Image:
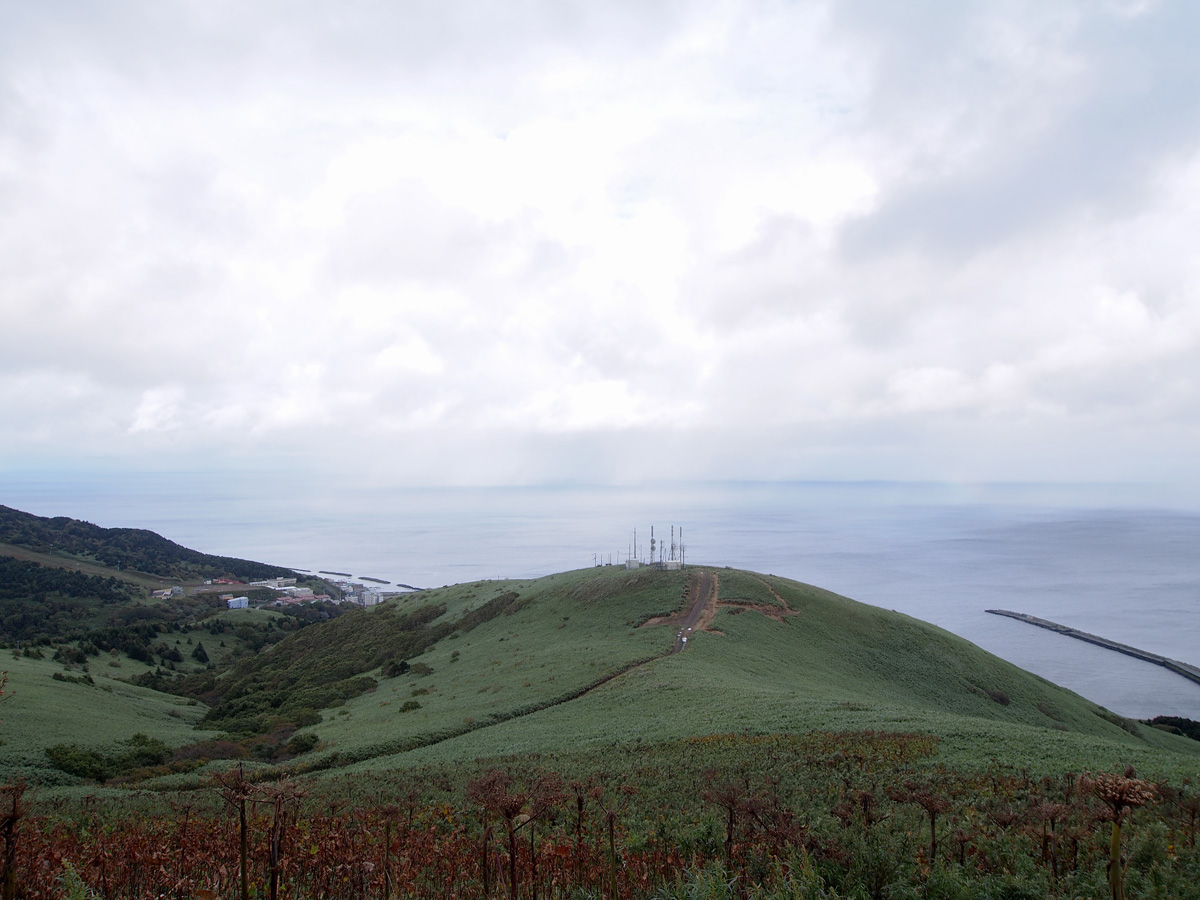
[987,609,1200,688]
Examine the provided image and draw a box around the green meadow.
[0,652,213,785]
[302,566,1198,779]
[5,563,1198,787]
[6,527,1200,899]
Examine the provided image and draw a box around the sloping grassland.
[6,562,1198,788]
[283,566,1199,776]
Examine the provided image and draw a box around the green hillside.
[285,565,1198,776]
[5,557,1199,789]
[8,554,1200,899]
[0,503,296,582]
[0,652,215,785]
[0,505,351,683]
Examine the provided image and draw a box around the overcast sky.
[3,0,1199,490]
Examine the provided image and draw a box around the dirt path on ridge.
[670,570,719,652]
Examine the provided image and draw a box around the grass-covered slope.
[166,568,679,744]
[0,652,215,785]
[274,566,1199,774]
[6,563,1197,788]
[10,559,1200,900]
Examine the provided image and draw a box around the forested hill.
[0,504,293,582]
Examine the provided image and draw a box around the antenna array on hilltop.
[593,523,687,570]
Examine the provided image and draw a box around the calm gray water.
[3,472,1199,720]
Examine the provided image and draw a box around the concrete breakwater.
[987,609,1200,688]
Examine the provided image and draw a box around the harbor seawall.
[986,609,1200,688]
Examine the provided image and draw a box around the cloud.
[838,0,1200,258]
[1,0,1199,488]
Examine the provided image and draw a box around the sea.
[3,471,1199,722]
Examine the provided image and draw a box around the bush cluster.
[44,733,171,783]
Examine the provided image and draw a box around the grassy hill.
[3,514,1199,785]
[272,565,1198,778]
[6,561,1198,787]
[3,561,1177,784]
[0,652,214,785]
[0,505,351,685]
[7,547,1200,899]
[0,504,297,582]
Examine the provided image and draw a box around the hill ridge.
[2,507,1199,790]
[207,564,1200,775]
[0,504,295,581]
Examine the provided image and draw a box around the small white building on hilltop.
[226,596,249,610]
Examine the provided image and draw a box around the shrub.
[52,671,95,686]
[284,733,319,755]
[45,734,172,782]
[1143,715,1200,741]
[383,659,410,678]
